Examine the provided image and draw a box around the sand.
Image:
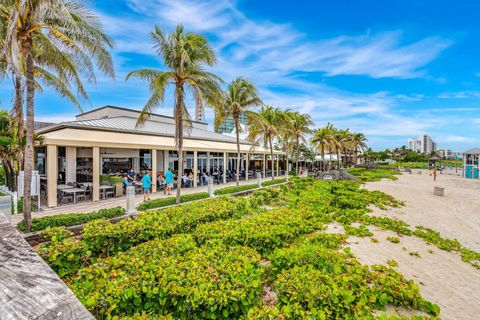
[345,171,480,320]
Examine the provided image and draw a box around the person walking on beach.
[165,168,174,195]
[142,171,152,201]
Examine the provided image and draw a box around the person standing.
[142,171,152,201]
[165,168,174,196]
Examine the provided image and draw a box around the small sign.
[17,170,40,197]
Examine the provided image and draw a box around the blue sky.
[1,0,480,151]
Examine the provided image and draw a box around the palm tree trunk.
[337,149,341,169]
[23,46,35,232]
[234,119,240,187]
[175,85,184,205]
[269,137,275,180]
[295,136,300,176]
[321,144,325,171]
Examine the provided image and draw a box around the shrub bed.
[69,235,264,319]
[261,177,287,187]
[214,183,258,195]
[39,189,281,277]
[137,192,209,211]
[348,168,401,182]
[17,207,126,232]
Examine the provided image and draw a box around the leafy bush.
[40,193,279,277]
[214,183,258,195]
[69,235,264,319]
[137,192,209,211]
[17,207,126,232]
[195,207,326,255]
[348,168,400,182]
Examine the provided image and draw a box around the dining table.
[61,188,85,204]
[99,185,114,199]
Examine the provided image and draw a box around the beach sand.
[346,171,480,320]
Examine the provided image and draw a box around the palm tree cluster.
[311,124,367,169]
[1,1,369,231]
[1,0,114,232]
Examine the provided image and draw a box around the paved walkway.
[11,178,282,225]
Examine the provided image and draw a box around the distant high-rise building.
[215,113,248,134]
[407,135,437,155]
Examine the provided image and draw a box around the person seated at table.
[181,173,189,187]
[141,171,152,201]
[188,172,194,186]
[127,169,135,182]
[201,171,208,185]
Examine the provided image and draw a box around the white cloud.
[438,91,480,99]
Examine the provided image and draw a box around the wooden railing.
[0,211,93,320]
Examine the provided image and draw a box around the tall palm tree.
[350,132,367,164]
[3,0,114,232]
[214,78,262,186]
[285,111,313,176]
[127,25,222,204]
[278,129,294,180]
[311,123,334,171]
[329,128,349,168]
[247,106,285,180]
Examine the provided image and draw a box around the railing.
[0,211,93,319]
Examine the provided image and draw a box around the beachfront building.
[35,106,285,208]
[463,148,480,179]
[408,134,437,155]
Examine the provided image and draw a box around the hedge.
[17,207,126,232]
[137,192,209,211]
[261,177,287,187]
[214,178,287,196]
[214,183,258,195]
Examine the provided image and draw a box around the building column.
[263,153,266,178]
[151,149,157,193]
[65,146,76,183]
[193,151,198,188]
[46,145,57,208]
[206,152,211,173]
[245,153,249,181]
[276,154,280,177]
[223,152,227,184]
[92,146,100,202]
[164,151,169,173]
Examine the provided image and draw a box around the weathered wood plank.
[0,212,93,320]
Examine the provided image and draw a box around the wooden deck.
[0,211,93,320]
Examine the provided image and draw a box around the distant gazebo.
[428,155,441,169]
[463,148,480,179]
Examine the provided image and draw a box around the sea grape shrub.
[69,235,264,319]
[413,226,461,251]
[195,207,326,255]
[38,227,89,277]
[40,197,253,277]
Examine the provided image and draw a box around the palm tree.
[285,111,313,176]
[247,106,285,180]
[214,78,262,186]
[350,132,367,165]
[3,0,114,232]
[278,129,294,180]
[311,123,334,171]
[127,25,222,204]
[329,128,349,168]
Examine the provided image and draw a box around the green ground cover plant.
[261,177,287,187]
[40,177,479,318]
[387,236,401,243]
[17,207,126,232]
[69,235,264,319]
[137,192,209,211]
[348,168,401,182]
[39,189,280,277]
[213,183,258,195]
